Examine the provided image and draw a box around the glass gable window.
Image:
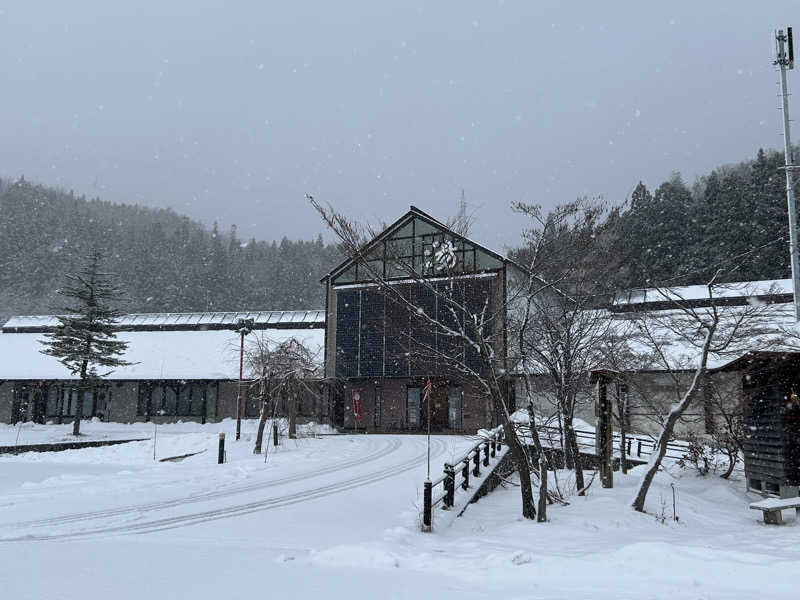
[331,215,506,286]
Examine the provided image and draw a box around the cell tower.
[775,27,800,320]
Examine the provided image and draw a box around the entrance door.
[447,386,462,430]
[332,382,345,428]
[420,380,449,432]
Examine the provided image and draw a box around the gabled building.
[321,206,524,433]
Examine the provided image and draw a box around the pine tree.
[40,248,131,435]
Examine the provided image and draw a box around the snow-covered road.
[2,420,799,600]
[1,422,487,599]
[0,424,475,543]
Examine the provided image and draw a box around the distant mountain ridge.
[1,146,793,324]
[0,177,341,323]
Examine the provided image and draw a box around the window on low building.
[137,382,218,418]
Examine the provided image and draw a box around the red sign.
[352,389,362,419]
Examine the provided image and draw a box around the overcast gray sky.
[0,2,796,251]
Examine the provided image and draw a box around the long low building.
[0,311,325,424]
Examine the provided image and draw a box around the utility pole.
[235,318,254,440]
[775,27,800,320]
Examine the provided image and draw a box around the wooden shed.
[727,352,800,498]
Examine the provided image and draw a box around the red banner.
[352,389,362,419]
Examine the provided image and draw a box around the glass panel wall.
[335,278,494,379]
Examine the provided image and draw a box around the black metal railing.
[422,426,505,531]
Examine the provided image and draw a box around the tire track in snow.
[2,436,401,531]
[0,437,447,542]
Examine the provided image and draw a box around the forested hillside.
[0,146,793,322]
[0,178,341,322]
[612,148,792,287]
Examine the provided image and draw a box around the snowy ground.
[0,421,796,600]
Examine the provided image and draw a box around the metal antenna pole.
[776,28,800,320]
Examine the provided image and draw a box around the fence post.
[627,439,632,455]
[423,480,432,531]
[444,464,456,507]
[218,432,225,464]
[273,422,279,447]
[637,440,642,457]
[462,460,470,490]
[483,441,490,466]
[490,439,496,458]
[473,449,480,477]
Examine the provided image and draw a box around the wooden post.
[218,432,225,464]
[422,480,432,531]
[462,460,470,490]
[596,374,613,488]
[473,449,480,477]
[272,422,279,446]
[483,441,490,467]
[444,465,455,508]
[637,440,642,457]
[490,439,496,458]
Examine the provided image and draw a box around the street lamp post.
[235,318,254,440]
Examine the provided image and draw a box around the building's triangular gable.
[324,206,519,285]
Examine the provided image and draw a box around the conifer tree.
[40,248,131,435]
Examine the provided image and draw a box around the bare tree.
[245,334,320,454]
[703,377,745,479]
[309,197,539,520]
[625,276,772,512]
[513,199,622,496]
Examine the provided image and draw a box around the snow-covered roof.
[611,279,792,310]
[510,301,799,378]
[609,301,799,371]
[0,328,325,380]
[2,310,325,333]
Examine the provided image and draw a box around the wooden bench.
[749,497,800,525]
